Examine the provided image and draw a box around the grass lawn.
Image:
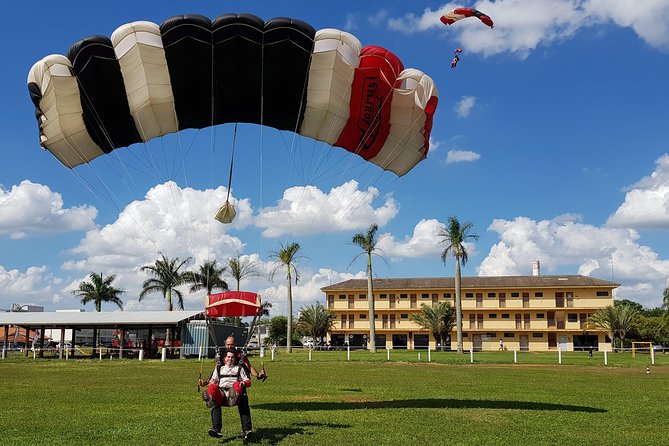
[0,351,667,445]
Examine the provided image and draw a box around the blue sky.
[2,0,669,314]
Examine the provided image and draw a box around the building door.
[375,334,386,349]
[410,294,417,309]
[392,334,407,349]
[472,334,482,351]
[548,333,557,349]
[432,294,438,307]
[498,293,506,308]
[476,294,483,308]
[519,335,529,351]
[555,293,565,308]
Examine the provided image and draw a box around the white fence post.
[1,348,5,359]
[418,352,421,361]
[161,347,166,362]
[470,345,474,363]
[428,348,431,362]
[99,349,102,361]
[514,348,517,364]
[139,349,144,361]
[558,348,562,365]
[604,348,608,366]
[347,344,350,361]
[198,346,202,361]
[387,347,390,361]
[651,347,655,365]
[271,347,275,361]
[308,346,312,361]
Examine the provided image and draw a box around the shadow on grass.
[255,398,606,413]
[218,422,351,445]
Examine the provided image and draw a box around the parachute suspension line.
[225,123,238,204]
[258,38,265,267]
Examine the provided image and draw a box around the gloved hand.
[233,381,244,394]
[198,379,208,387]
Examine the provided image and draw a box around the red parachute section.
[206,291,261,318]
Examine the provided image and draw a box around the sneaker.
[243,430,253,441]
[202,390,216,408]
[208,429,223,438]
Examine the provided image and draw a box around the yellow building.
[321,275,618,352]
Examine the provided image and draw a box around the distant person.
[499,339,504,350]
[199,348,252,439]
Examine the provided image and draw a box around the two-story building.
[321,274,618,352]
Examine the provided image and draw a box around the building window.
[568,313,578,322]
[400,294,408,299]
[536,313,545,318]
[503,333,515,338]
[476,293,483,299]
[535,292,543,297]
[463,333,469,337]
[511,292,519,297]
[359,314,367,319]
[339,294,346,300]
[359,294,366,299]
[596,291,609,296]
[422,293,429,299]
[400,314,408,319]
[380,294,387,299]
[489,314,497,319]
[486,333,496,338]
[532,333,544,338]
[488,292,496,298]
[465,293,474,298]
[501,314,510,319]
[443,293,451,298]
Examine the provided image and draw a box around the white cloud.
[455,96,476,118]
[368,10,390,27]
[428,137,442,153]
[387,0,669,57]
[344,13,358,31]
[446,150,481,164]
[63,181,251,272]
[607,154,669,228]
[0,265,65,308]
[479,215,669,307]
[0,181,97,239]
[257,180,399,237]
[377,219,444,258]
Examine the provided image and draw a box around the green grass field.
[1,351,667,445]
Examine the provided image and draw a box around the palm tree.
[663,285,669,326]
[616,304,639,350]
[183,259,229,296]
[224,255,262,291]
[140,253,190,350]
[72,272,125,355]
[72,272,125,312]
[588,306,618,350]
[351,223,386,353]
[296,303,336,345]
[269,242,303,353]
[438,216,479,354]
[411,302,456,352]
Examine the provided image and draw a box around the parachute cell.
[28,13,439,176]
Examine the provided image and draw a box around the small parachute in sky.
[440,8,494,29]
[451,48,462,69]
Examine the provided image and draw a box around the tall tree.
[224,255,262,291]
[72,272,125,312]
[296,303,336,344]
[588,306,618,350]
[182,259,229,296]
[438,217,479,354]
[139,254,190,349]
[351,223,386,353]
[72,272,125,354]
[411,302,456,352]
[616,304,639,349]
[269,242,303,353]
[663,285,669,326]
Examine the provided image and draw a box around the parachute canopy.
[206,291,261,318]
[440,8,494,29]
[28,13,439,176]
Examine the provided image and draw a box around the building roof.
[0,310,204,329]
[321,275,620,292]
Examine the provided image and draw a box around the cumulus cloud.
[607,154,669,228]
[344,12,358,31]
[478,215,669,307]
[0,265,65,309]
[377,219,444,258]
[63,181,252,272]
[257,180,399,237]
[0,181,97,239]
[455,96,476,118]
[446,150,481,164]
[387,0,669,57]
